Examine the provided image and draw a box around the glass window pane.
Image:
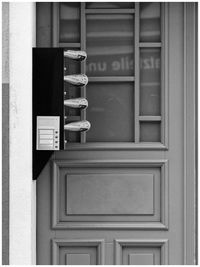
[86,14,134,76]
[140,122,161,142]
[140,48,161,115]
[59,3,80,43]
[86,2,134,9]
[86,83,134,142]
[140,3,161,42]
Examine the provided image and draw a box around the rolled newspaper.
[64,98,88,109]
[64,120,91,132]
[64,74,88,87]
[64,50,87,61]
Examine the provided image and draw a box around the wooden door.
[36,2,197,264]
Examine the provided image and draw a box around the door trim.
[183,3,198,265]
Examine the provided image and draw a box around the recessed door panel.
[66,174,154,215]
[123,248,160,265]
[52,161,168,228]
[52,239,105,265]
[60,247,96,265]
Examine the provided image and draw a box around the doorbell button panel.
[37,116,60,150]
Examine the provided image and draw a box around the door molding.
[183,3,198,265]
[52,239,105,265]
[114,239,169,265]
[52,159,169,230]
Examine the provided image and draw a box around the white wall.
[9,3,36,264]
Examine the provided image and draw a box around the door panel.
[115,239,168,265]
[36,2,196,265]
[66,174,154,215]
[52,160,167,228]
[52,239,105,265]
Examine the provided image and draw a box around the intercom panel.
[36,116,60,150]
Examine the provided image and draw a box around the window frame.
[53,2,169,150]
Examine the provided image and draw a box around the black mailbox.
[33,48,89,180]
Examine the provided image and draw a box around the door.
[36,2,197,265]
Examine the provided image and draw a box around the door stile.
[134,3,140,143]
[161,3,169,147]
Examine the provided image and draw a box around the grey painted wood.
[183,3,197,264]
[52,239,105,265]
[66,173,154,215]
[66,253,91,265]
[128,253,154,265]
[134,3,140,143]
[59,42,81,48]
[36,3,52,47]
[161,3,169,147]
[139,42,162,47]
[88,76,135,82]
[80,3,86,143]
[2,2,9,264]
[36,2,197,265]
[51,159,168,230]
[139,116,161,121]
[115,239,168,265]
[85,9,135,14]
[2,84,9,265]
[52,3,59,47]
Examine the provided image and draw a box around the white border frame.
[9,2,36,264]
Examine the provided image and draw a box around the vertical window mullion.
[52,3,59,47]
[134,3,140,143]
[80,2,87,143]
[161,4,167,146]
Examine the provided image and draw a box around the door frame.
[4,2,197,265]
[183,3,198,264]
[4,2,36,265]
